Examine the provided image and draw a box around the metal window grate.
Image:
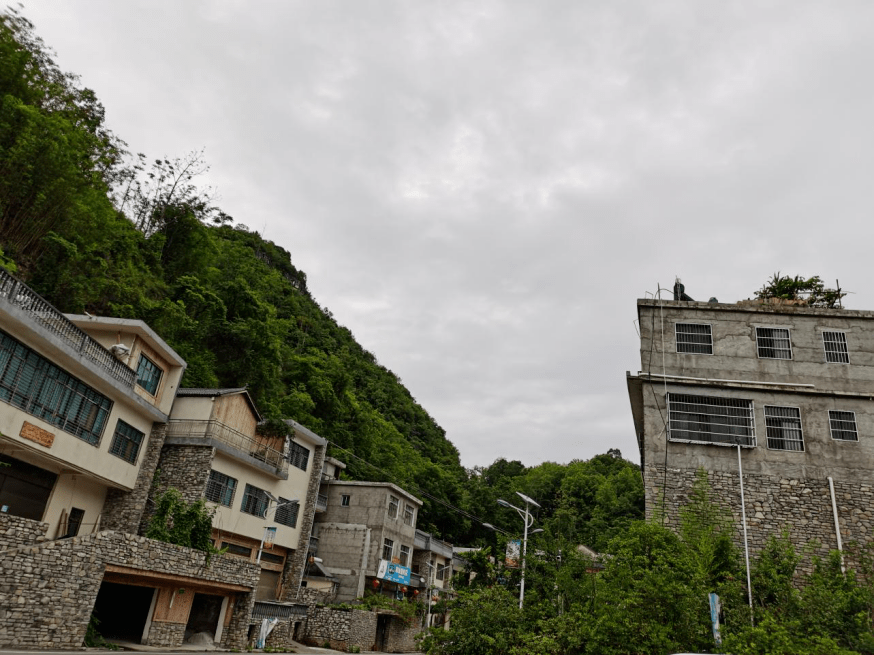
[765,406,804,451]
[241,483,270,517]
[206,470,237,506]
[823,331,849,364]
[829,410,858,441]
[109,420,144,464]
[756,327,792,359]
[667,393,756,446]
[675,323,713,354]
[275,497,299,528]
[287,441,310,471]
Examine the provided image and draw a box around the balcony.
[0,269,136,388]
[166,419,288,477]
[414,529,453,559]
[315,493,328,512]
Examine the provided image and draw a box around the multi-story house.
[627,295,874,566]
[412,529,454,628]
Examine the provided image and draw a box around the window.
[823,331,849,364]
[667,393,756,446]
[403,503,415,526]
[341,494,350,507]
[288,441,310,471]
[383,538,394,561]
[0,330,112,445]
[108,420,144,464]
[756,327,792,359]
[135,354,162,395]
[829,410,858,441]
[260,551,285,565]
[675,323,713,355]
[64,507,85,538]
[206,470,237,506]
[221,542,253,559]
[764,406,804,451]
[241,484,270,517]
[0,454,56,521]
[399,545,410,567]
[275,497,299,528]
[436,562,446,581]
[388,495,399,519]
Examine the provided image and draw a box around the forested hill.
[0,9,643,546]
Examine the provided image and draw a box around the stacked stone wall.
[0,513,49,551]
[102,423,167,533]
[139,444,215,534]
[0,530,258,649]
[645,465,873,573]
[145,621,185,647]
[385,614,421,653]
[302,605,379,652]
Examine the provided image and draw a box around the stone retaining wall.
[385,615,421,653]
[144,620,185,647]
[140,444,214,534]
[0,513,49,551]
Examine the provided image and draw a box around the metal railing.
[316,493,328,512]
[0,269,136,387]
[166,419,289,475]
[251,601,308,622]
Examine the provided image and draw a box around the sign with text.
[377,559,411,585]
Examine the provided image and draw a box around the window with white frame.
[403,503,415,526]
[667,393,756,446]
[756,327,792,359]
[764,406,804,451]
[205,470,237,506]
[829,410,858,441]
[822,331,850,364]
[675,323,713,355]
[275,497,299,528]
[388,494,399,519]
[399,545,410,567]
[382,538,394,561]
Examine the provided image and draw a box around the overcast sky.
[19,1,874,469]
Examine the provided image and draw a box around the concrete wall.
[315,523,371,602]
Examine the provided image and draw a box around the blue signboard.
[377,559,411,585]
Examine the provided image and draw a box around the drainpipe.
[828,477,845,573]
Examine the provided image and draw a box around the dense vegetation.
[0,8,644,547]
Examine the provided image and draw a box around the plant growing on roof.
[755,273,847,308]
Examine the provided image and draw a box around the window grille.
[288,441,310,471]
[388,495,399,519]
[206,470,237,506]
[675,323,713,354]
[275,497,299,528]
[823,331,849,364]
[0,330,111,445]
[756,327,792,359]
[241,484,270,517]
[667,393,755,446]
[135,355,163,395]
[383,538,394,561]
[436,563,446,581]
[399,545,410,567]
[341,494,350,507]
[829,410,858,441]
[221,542,253,558]
[403,503,415,526]
[109,420,144,464]
[765,406,804,451]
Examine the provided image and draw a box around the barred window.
[823,331,849,364]
[135,354,163,395]
[765,406,804,451]
[109,420,144,464]
[206,470,237,506]
[275,497,299,528]
[667,393,756,447]
[399,545,410,567]
[388,495,399,519]
[829,410,858,441]
[0,330,111,445]
[756,327,792,359]
[341,494,350,507]
[675,323,713,355]
[403,503,415,526]
[241,484,270,517]
[383,538,394,561]
[436,562,446,581]
[288,441,310,471]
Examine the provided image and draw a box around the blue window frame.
[206,470,238,506]
[135,355,162,396]
[109,420,144,463]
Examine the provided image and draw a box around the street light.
[496,491,541,609]
[256,495,299,564]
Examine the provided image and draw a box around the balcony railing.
[166,419,288,475]
[315,493,328,512]
[414,529,453,559]
[0,269,136,388]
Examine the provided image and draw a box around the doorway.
[185,593,224,643]
[92,581,155,643]
[375,614,390,651]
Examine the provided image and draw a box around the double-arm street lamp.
[496,491,542,609]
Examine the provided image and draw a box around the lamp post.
[497,492,542,609]
[256,493,299,564]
